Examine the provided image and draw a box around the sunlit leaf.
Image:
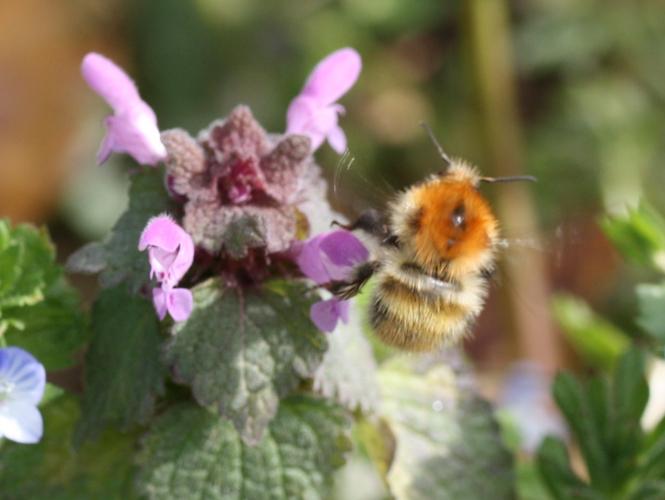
[636,282,665,344]
[552,294,630,370]
[313,303,379,413]
[0,220,57,330]
[373,352,514,499]
[4,277,87,370]
[601,203,665,273]
[0,220,86,369]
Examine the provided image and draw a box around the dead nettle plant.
[0,48,515,499]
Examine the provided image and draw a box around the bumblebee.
[332,125,534,351]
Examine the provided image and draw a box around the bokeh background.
[2,0,665,496]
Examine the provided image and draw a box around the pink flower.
[310,298,351,333]
[139,215,194,321]
[81,52,167,166]
[152,287,194,322]
[294,229,369,332]
[139,215,195,287]
[296,229,368,284]
[286,48,362,153]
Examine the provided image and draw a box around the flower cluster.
[82,48,363,332]
[139,215,194,322]
[0,347,45,444]
[161,107,313,258]
[295,230,369,332]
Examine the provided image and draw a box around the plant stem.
[465,0,563,373]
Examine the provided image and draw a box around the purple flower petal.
[296,235,350,283]
[100,110,166,166]
[0,347,45,444]
[319,230,369,267]
[301,48,362,106]
[81,52,166,166]
[295,234,329,283]
[0,347,45,406]
[327,125,347,154]
[310,298,350,332]
[139,214,194,287]
[286,96,328,151]
[285,96,315,136]
[81,52,140,112]
[152,287,168,320]
[166,288,194,322]
[335,298,351,324]
[152,286,193,322]
[295,229,369,284]
[286,48,361,153]
[148,246,178,282]
[0,401,43,444]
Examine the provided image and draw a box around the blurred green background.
[2,0,665,495]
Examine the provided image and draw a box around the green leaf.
[40,383,65,406]
[4,276,87,370]
[636,282,665,344]
[628,481,665,500]
[552,294,630,370]
[0,220,58,331]
[313,305,379,413]
[374,352,515,499]
[0,223,57,307]
[74,285,165,445]
[66,168,172,292]
[610,348,648,480]
[136,396,351,499]
[552,372,611,489]
[601,202,665,272]
[536,436,600,500]
[586,377,611,462]
[0,221,85,369]
[0,395,138,499]
[613,349,648,425]
[164,278,327,444]
[64,242,108,275]
[636,425,665,482]
[545,351,651,496]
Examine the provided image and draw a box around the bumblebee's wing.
[330,150,395,218]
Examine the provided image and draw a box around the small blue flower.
[0,347,46,444]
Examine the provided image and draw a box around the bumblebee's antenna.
[479,175,537,184]
[420,122,452,167]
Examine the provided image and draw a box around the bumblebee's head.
[409,163,499,274]
[390,124,536,276]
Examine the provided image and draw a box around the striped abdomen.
[369,269,488,352]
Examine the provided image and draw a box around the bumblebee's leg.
[331,209,398,247]
[332,209,389,239]
[329,260,381,299]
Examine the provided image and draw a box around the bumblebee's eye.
[451,204,465,229]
